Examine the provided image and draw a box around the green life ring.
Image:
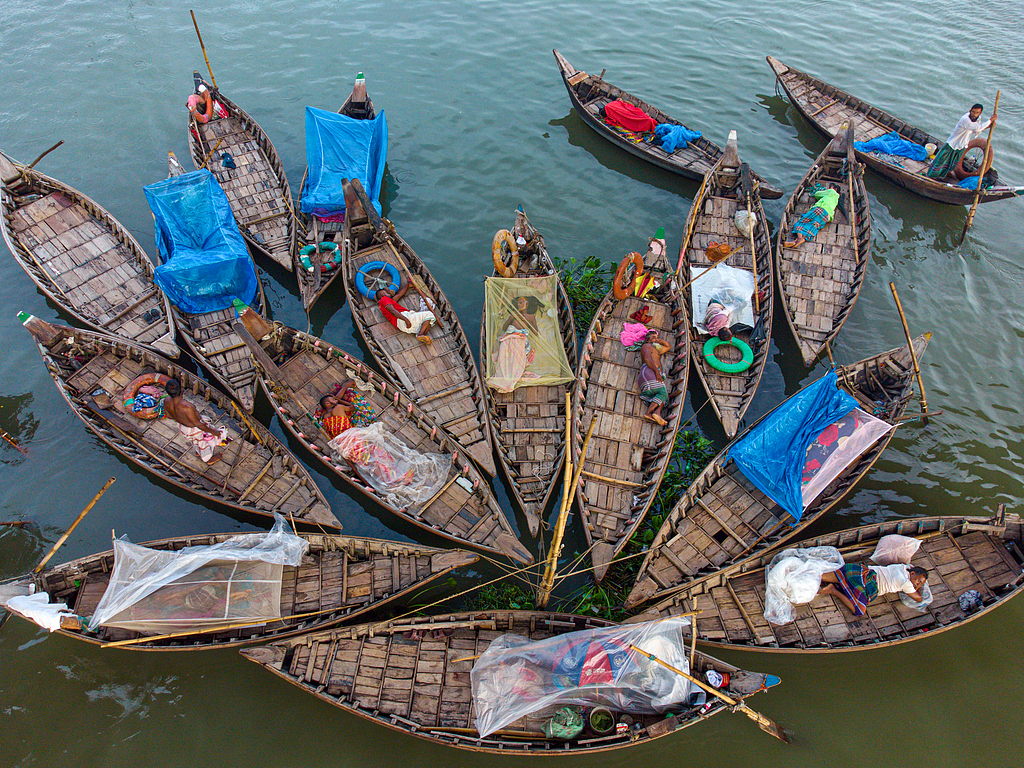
[703,336,753,374]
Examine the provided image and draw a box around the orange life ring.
[613,251,645,300]
[492,229,519,277]
[122,372,172,419]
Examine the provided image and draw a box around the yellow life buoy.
[613,251,645,300]
[492,229,519,277]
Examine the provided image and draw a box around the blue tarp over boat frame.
[301,106,387,216]
[726,369,858,522]
[143,169,258,315]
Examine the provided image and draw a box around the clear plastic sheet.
[471,617,693,738]
[800,408,893,507]
[763,546,845,625]
[328,421,451,510]
[483,275,574,392]
[690,262,756,331]
[89,515,309,633]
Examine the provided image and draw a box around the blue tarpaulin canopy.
[143,169,257,314]
[726,369,858,522]
[301,106,387,216]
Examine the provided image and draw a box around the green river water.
[2,1,1023,765]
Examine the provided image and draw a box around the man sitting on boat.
[926,103,996,180]
[817,563,928,616]
[638,330,671,426]
[783,183,841,249]
[163,378,228,465]
[375,284,437,345]
[186,84,215,124]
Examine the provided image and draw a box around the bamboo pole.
[628,644,789,743]
[742,164,761,314]
[23,140,65,174]
[33,478,115,574]
[190,10,217,89]
[199,137,224,170]
[960,91,999,244]
[536,393,574,609]
[0,521,27,527]
[888,283,929,422]
[0,425,27,455]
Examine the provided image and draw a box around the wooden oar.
[33,477,115,574]
[190,10,217,89]
[627,644,790,743]
[22,140,65,174]
[960,91,1000,244]
[0,425,27,456]
[888,283,930,423]
[1,521,27,527]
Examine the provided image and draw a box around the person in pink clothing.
[187,84,215,124]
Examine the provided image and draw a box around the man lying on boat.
[817,563,929,617]
[376,284,437,345]
[638,330,671,426]
[926,103,996,181]
[163,378,229,464]
[318,386,449,509]
[783,183,841,249]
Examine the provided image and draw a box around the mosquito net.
[483,275,574,392]
[89,516,309,634]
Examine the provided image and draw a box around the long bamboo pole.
[190,10,217,89]
[33,478,115,574]
[628,644,789,743]
[888,283,929,422]
[960,91,1000,244]
[0,425,27,455]
[536,392,573,609]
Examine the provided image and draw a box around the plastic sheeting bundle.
[471,617,692,738]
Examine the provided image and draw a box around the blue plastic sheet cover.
[143,169,257,314]
[853,131,928,161]
[301,106,387,216]
[726,369,858,522]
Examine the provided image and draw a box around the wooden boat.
[240,610,781,754]
[3,532,477,650]
[776,125,872,366]
[340,199,497,476]
[631,508,1024,652]
[21,316,337,529]
[480,207,577,537]
[0,150,179,358]
[187,73,298,273]
[235,321,532,565]
[625,336,930,609]
[678,132,774,437]
[294,91,378,311]
[553,50,784,199]
[571,231,688,582]
[767,56,1024,205]
[160,153,268,411]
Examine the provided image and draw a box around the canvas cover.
[89,516,309,634]
[143,169,257,314]
[726,369,861,521]
[301,106,387,216]
[471,617,693,738]
[483,275,574,392]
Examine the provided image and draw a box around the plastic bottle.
[352,72,367,103]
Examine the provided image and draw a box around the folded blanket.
[854,131,928,161]
[620,322,650,349]
[655,123,701,153]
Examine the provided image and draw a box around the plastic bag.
[90,515,309,632]
[900,580,933,612]
[471,617,692,738]
[734,209,753,237]
[870,534,922,565]
[542,707,585,739]
[763,546,845,625]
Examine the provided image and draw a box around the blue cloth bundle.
[655,123,702,153]
[853,131,928,161]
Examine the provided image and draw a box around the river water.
[2,1,1022,765]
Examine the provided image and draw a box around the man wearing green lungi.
[926,103,996,180]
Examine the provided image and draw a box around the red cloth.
[604,100,657,132]
[378,296,403,327]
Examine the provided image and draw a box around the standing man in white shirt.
[926,103,996,180]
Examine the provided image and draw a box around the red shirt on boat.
[377,296,405,328]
